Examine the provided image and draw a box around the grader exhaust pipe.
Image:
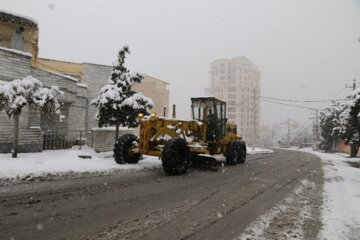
[172,104,176,118]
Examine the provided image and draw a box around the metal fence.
[42,130,92,150]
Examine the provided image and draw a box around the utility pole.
[287,118,291,148]
[304,125,307,148]
[309,109,320,150]
[345,79,357,99]
[314,109,319,150]
[252,88,256,150]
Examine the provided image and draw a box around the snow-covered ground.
[300,149,360,239]
[0,149,161,180]
[247,147,274,155]
[0,147,273,181]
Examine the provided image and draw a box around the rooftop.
[0,10,38,27]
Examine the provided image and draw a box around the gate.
[42,130,92,150]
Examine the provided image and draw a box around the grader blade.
[191,154,224,171]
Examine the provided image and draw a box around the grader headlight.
[136,113,144,122]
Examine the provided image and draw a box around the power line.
[260,96,346,103]
[235,95,255,106]
[260,98,321,110]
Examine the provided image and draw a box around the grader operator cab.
[114,97,247,175]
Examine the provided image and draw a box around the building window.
[228,101,236,105]
[228,107,235,112]
[228,87,236,92]
[228,94,236,99]
[228,114,236,119]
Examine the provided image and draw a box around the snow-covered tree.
[92,46,153,140]
[337,90,360,157]
[319,101,343,152]
[0,76,63,158]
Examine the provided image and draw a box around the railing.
[42,130,92,150]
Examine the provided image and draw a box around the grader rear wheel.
[113,134,141,164]
[161,138,190,175]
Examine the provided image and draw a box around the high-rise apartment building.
[205,57,261,146]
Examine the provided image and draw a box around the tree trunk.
[115,123,120,142]
[12,113,19,158]
[331,140,336,153]
[350,142,359,158]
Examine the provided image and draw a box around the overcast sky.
[2,0,360,126]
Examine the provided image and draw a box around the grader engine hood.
[137,116,205,156]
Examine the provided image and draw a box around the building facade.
[0,11,169,153]
[205,57,261,146]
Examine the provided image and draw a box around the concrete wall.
[82,63,112,130]
[133,75,169,117]
[92,128,134,153]
[33,58,82,77]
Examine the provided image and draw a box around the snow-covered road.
[2,147,357,239]
[235,148,360,240]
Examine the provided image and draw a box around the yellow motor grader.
[113,97,247,175]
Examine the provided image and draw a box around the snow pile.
[247,147,274,155]
[0,149,161,180]
[300,149,360,239]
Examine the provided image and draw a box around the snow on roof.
[35,68,79,82]
[76,83,88,88]
[0,46,32,57]
[91,127,134,131]
[0,9,38,27]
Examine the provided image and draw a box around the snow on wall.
[0,46,32,57]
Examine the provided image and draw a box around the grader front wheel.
[226,141,238,165]
[114,134,141,164]
[237,141,247,164]
[161,138,190,175]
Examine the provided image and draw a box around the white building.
[205,57,261,146]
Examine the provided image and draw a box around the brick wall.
[0,106,42,153]
[0,48,89,153]
[0,48,31,80]
[335,140,360,156]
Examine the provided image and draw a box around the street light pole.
[252,88,256,150]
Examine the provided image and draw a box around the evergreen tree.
[92,46,153,140]
[338,91,360,157]
[319,101,343,152]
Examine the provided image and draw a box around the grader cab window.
[191,97,227,140]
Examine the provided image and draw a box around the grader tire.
[237,141,247,164]
[226,141,238,165]
[161,138,190,175]
[113,134,141,164]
